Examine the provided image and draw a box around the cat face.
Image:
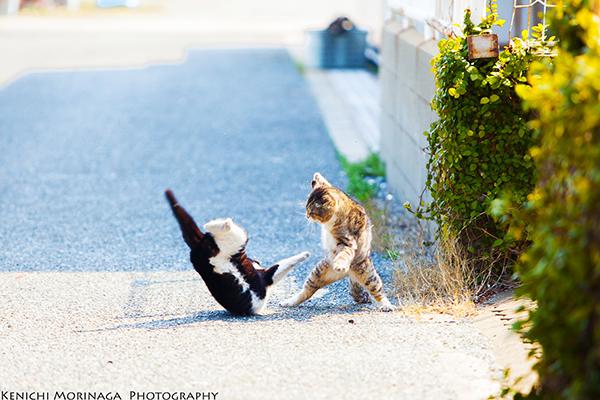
[306,173,337,223]
[203,218,248,255]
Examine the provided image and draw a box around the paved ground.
[0,49,500,398]
[0,272,499,399]
[0,49,340,271]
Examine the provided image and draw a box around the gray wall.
[379,18,438,207]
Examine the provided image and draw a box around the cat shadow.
[87,304,371,332]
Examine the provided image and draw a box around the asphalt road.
[0,49,499,398]
[0,49,340,272]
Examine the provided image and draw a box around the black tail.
[165,189,204,249]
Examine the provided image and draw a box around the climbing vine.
[413,3,551,279]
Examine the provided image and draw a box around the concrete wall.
[379,18,438,206]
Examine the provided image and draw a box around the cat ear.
[222,218,232,232]
[312,172,331,188]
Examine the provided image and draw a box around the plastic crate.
[305,28,368,69]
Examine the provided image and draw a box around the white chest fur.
[209,255,250,291]
[208,254,267,313]
[321,225,337,258]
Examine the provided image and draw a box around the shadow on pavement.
[82,305,372,332]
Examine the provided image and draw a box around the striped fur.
[281,173,395,311]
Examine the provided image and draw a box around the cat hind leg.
[349,276,371,304]
[349,259,396,312]
[280,259,345,307]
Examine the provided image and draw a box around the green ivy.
[416,3,550,274]
[338,153,385,202]
[512,1,600,398]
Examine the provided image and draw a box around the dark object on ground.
[327,17,355,36]
[306,16,367,69]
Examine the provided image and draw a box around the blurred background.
[0,0,385,85]
[0,0,541,258]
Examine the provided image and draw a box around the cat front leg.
[265,251,310,285]
[331,242,356,273]
[280,259,345,307]
[349,259,396,312]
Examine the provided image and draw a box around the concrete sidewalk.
[0,271,499,398]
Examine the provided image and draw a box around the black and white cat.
[165,189,310,315]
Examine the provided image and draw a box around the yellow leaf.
[530,147,542,158]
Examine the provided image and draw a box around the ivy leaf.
[423,6,538,294]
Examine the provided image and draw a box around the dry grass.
[364,199,478,317]
[364,199,396,255]
[364,196,520,317]
[393,237,477,318]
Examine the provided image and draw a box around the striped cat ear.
[312,172,331,188]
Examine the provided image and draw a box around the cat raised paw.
[332,265,350,273]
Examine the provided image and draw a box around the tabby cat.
[166,189,310,315]
[281,173,395,311]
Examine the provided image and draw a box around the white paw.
[279,298,296,307]
[332,265,350,273]
[298,251,310,261]
[378,301,397,312]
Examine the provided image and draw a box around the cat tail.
[165,189,204,249]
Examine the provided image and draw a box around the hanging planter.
[466,34,499,59]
